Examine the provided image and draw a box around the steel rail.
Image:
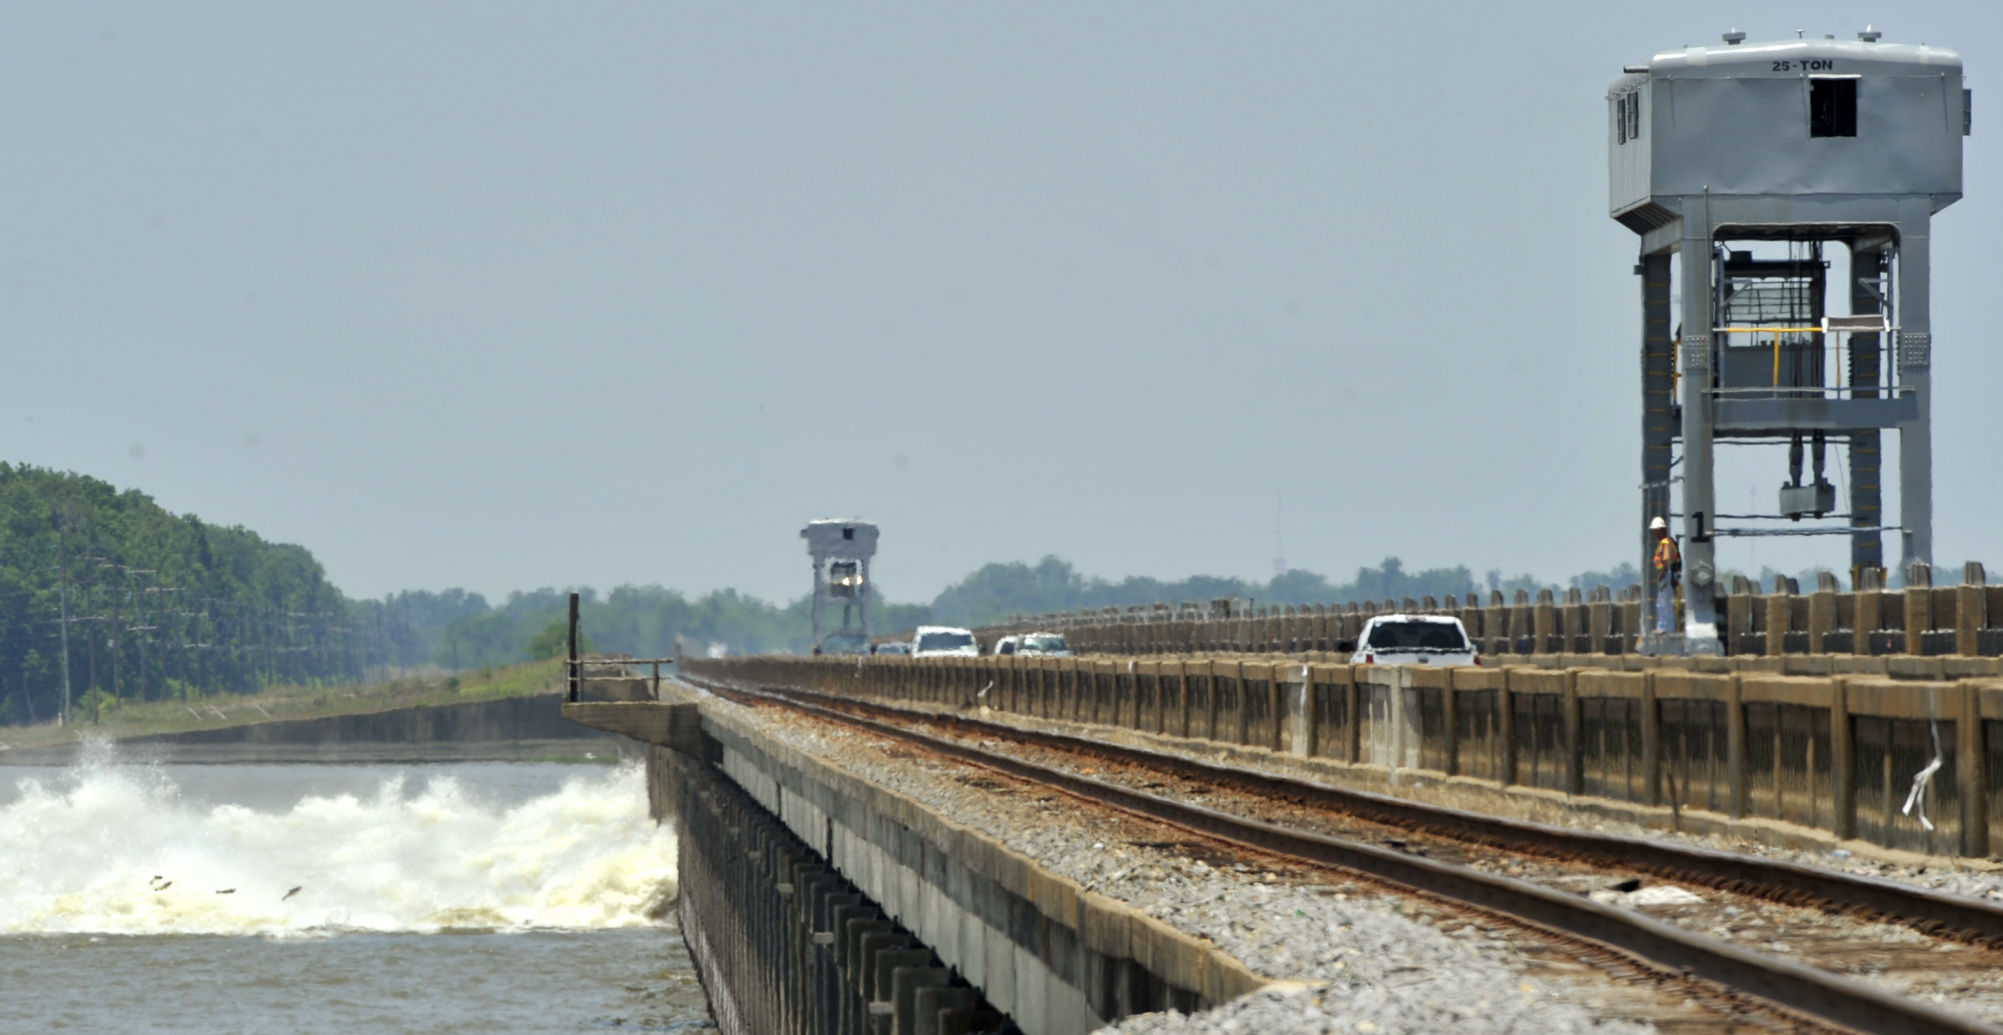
[689,673,2002,1035]
[746,677,2003,947]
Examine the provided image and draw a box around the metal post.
[567,592,580,703]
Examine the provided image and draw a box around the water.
[0,750,713,1033]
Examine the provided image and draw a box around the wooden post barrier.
[1766,580,1791,658]
[1905,563,1933,655]
[1285,664,1310,757]
[1726,674,1747,819]
[1561,668,1582,795]
[1831,675,1855,840]
[1442,668,1460,777]
[1809,578,1838,655]
[1854,570,1879,655]
[1958,563,1988,658]
[1386,666,1408,782]
[1641,670,1661,806]
[1343,666,1362,764]
[1960,680,1990,856]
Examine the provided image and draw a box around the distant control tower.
[801,519,878,651]
[1610,28,1967,653]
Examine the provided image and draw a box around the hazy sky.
[5,2,1999,606]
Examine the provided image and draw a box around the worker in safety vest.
[1650,516,1681,634]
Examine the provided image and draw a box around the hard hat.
[1649,517,1668,531]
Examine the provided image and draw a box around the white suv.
[911,625,979,658]
[1346,615,1479,666]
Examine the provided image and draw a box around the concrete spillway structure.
[564,687,1263,1035]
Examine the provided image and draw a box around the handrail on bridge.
[564,590,676,702]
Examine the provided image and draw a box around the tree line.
[0,465,369,725]
[0,465,1666,727]
[923,555,1644,629]
[420,556,1646,670]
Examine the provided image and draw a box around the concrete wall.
[669,741,1011,1035]
[2,693,621,765]
[563,697,1265,1035]
[690,655,2003,860]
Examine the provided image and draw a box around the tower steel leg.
[1894,213,1933,572]
[859,558,872,642]
[810,564,826,647]
[1848,247,1886,581]
[1677,231,1721,648]
[1640,251,1675,633]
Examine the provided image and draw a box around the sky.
[3,2,1999,607]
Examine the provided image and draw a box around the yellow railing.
[1716,325,1823,386]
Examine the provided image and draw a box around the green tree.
[527,620,594,660]
[0,465,374,727]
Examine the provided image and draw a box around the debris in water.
[215,888,235,895]
[283,886,302,901]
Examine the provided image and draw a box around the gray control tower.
[801,519,878,651]
[1610,28,1967,653]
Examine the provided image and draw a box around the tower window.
[1810,78,1857,137]
[1627,93,1640,139]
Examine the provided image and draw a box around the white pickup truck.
[911,625,979,658]
[1345,614,1480,666]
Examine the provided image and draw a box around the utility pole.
[53,513,72,725]
[103,564,122,705]
[83,580,99,723]
[128,569,155,702]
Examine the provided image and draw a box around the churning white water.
[0,750,678,936]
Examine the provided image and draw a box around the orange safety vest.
[1653,535,1681,577]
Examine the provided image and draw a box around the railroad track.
[679,670,2003,1035]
